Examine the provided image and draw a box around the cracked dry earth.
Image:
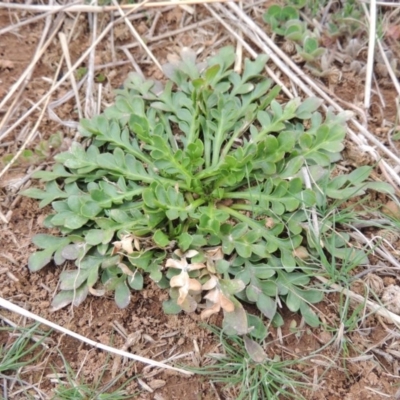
[1,4,400,400]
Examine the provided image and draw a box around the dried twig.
[205,3,293,99]
[0,1,80,35]
[0,14,63,123]
[47,77,86,129]
[317,276,400,325]
[0,0,149,143]
[0,0,239,13]
[376,40,400,97]
[0,11,60,140]
[0,297,193,375]
[363,0,377,110]
[349,231,400,270]
[122,17,216,50]
[112,0,163,73]
[85,11,97,119]
[0,74,54,180]
[59,32,83,119]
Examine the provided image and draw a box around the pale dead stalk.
[0,79,53,180]
[349,231,400,270]
[0,210,8,224]
[0,297,192,375]
[0,0,239,13]
[301,166,320,238]
[112,0,163,73]
[363,0,377,110]
[317,276,400,325]
[85,11,97,119]
[147,10,163,38]
[47,77,86,129]
[97,84,102,116]
[0,10,58,137]
[233,1,243,74]
[205,3,294,99]
[59,32,83,119]
[0,0,150,143]
[374,1,400,7]
[122,47,146,79]
[0,1,80,35]
[48,11,87,128]
[0,14,63,125]
[376,40,400,97]
[110,14,117,63]
[0,84,26,138]
[122,17,215,50]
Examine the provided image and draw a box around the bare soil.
[1,3,400,399]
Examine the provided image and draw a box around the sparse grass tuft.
[51,348,138,400]
[188,325,310,400]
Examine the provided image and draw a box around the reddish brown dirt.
[1,4,400,400]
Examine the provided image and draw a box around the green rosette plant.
[23,47,392,338]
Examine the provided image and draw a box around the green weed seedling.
[23,46,394,337]
[263,4,325,71]
[296,36,325,63]
[263,5,300,36]
[1,132,63,167]
[263,1,366,78]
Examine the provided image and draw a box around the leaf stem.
[218,205,291,250]
[211,115,227,167]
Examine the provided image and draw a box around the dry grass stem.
[233,1,243,74]
[0,13,62,118]
[0,85,26,137]
[0,210,8,224]
[206,3,293,99]
[301,167,320,238]
[122,17,215,50]
[122,47,146,79]
[363,0,377,110]
[109,13,117,63]
[0,2,144,142]
[0,0,240,13]
[0,80,53,180]
[0,1,80,36]
[0,297,193,375]
[317,276,400,325]
[373,74,386,108]
[148,10,163,38]
[97,84,103,116]
[374,1,400,7]
[47,78,86,129]
[112,0,163,73]
[85,12,97,119]
[213,3,299,98]
[350,231,400,270]
[376,40,400,97]
[379,159,400,192]
[59,32,83,119]
[0,13,58,142]
[95,59,131,70]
